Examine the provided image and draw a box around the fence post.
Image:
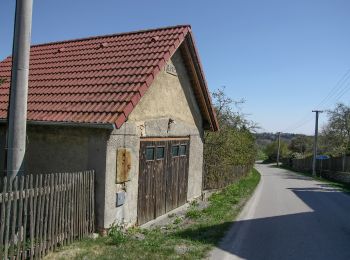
[0,171,95,259]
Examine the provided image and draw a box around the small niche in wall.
[116,148,131,183]
[165,63,177,76]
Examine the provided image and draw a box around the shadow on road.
[282,173,313,181]
[175,185,350,260]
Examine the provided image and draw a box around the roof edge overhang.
[112,26,219,131]
[180,32,219,132]
[31,24,192,49]
[112,26,192,129]
[0,25,218,132]
[0,119,115,130]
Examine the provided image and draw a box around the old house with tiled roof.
[0,25,218,229]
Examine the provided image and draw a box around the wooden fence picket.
[22,175,29,260]
[29,174,34,260]
[42,174,49,255]
[16,176,24,259]
[0,177,7,259]
[4,178,13,260]
[0,170,94,259]
[9,177,17,259]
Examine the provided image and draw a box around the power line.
[281,69,350,133]
[332,81,350,104]
[314,69,350,110]
[281,112,315,133]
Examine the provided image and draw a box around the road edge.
[208,167,263,259]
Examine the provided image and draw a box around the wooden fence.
[287,156,350,174]
[283,156,350,185]
[0,170,95,259]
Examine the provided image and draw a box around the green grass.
[45,169,261,260]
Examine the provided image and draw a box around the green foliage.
[185,201,202,219]
[108,223,127,244]
[204,88,257,189]
[264,140,290,161]
[185,209,202,219]
[290,152,304,159]
[256,149,268,160]
[173,217,182,225]
[288,135,313,155]
[48,169,261,260]
[321,103,350,156]
[205,128,256,165]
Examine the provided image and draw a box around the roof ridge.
[31,24,191,48]
[0,24,218,131]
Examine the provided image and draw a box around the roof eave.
[0,119,116,130]
[184,33,219,132]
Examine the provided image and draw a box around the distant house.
[0,25,218,229]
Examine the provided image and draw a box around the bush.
[264,140,290,161]
[108,223,127,244]
[203,88,257,189]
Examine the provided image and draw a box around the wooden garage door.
[137,138,190,225]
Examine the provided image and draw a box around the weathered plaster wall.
[104,123,140,227]
[128,49,203,130]
[0,126,6,175]
[26,126,110,229]
[0,48,207,229]
[103,49,205,226]
[0,125,110,229]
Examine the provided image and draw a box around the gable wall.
[103,48,206,227]
[128,49,203,131]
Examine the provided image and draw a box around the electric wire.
[332,80,350,104]
[314,69,350,110]
[316,71,350,110]
[281,69,350,133]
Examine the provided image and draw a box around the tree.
[288,135,313,155]
[264,140,290,161]
[321,103,350,156]
[210,87,258,131]
[204,87,257,189]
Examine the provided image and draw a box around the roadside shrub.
[108,223,127,244]
[173,217,183,225]
[264,140,290,161]
[203,88,257,189]
[185,209,202,219]
[185,200,202,219]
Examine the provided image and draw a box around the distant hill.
[254,132,300,149]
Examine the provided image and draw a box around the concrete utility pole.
[6,0,33,180]
[276,132,281,166]
[312,110,323,176]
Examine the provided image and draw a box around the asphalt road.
[209,164,350,260]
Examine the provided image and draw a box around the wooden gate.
[137,138,190,225]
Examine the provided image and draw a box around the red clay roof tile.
[0,25,218,130]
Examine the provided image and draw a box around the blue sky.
[1,0,350,135]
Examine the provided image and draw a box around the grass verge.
[45,169,261,260]
[280,165,350,193]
